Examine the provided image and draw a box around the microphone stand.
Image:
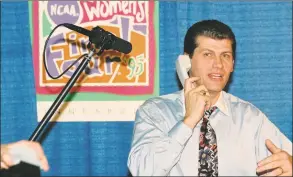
[29,45,103,141]
[1,23,131,176]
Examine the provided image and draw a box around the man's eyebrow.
[199,48,214,52]
[204,49,232,53]
[197,48,232,53]
[222,51,233,54]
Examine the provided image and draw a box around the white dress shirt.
[127,90,292,176]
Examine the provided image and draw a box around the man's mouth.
[208,73,223,80]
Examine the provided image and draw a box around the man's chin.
[207,87,224,94]
[204,80,227,91]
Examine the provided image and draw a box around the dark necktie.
[198,106,218,177]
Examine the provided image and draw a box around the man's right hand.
[183,77,211,129]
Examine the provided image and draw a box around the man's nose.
[213,57,223,68]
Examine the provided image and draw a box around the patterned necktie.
[198,106,218,177]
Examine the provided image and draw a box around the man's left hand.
[256,139,292,176]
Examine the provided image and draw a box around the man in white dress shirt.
[127,20,292,176]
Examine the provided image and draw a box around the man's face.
[190,35,234,93]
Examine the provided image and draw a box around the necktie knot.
[203,106,217,119]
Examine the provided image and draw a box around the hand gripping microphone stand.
[1,25,131,177]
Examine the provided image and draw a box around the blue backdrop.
[1,1,292,176]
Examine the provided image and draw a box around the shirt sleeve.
[255,112,292,162]
[127,101,193,176]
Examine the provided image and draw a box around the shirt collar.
[213,91,230,116]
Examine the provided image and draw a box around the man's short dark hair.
[184,20,236,59]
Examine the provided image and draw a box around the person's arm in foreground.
[1,140,49,171]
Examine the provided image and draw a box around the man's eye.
[203,53,211,57]
[223,54,231,59]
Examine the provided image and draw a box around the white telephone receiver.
[176,55,191,86]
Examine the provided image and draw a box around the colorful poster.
[30,1,159,122]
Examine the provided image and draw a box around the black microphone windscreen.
[64,23,132,54]
[112,38,132,54]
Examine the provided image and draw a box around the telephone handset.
[176,55,191,86]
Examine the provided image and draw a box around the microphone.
[63,23,132,54]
